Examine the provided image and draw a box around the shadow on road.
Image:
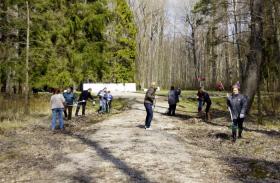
[225,156,280,182]
[63,131,153,183]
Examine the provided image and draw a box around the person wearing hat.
[144,82,157,130]
[227,85,248,142]
[75,88,94,116]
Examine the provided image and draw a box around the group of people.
[143,82,247,143]
[50,87,113,132]
[97,87,113,114]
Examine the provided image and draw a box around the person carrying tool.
[75,88,94,116]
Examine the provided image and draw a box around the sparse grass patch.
[0,93,51,133]
[0,150,21,161]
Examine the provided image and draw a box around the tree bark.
[241,0,264,113]
[25,1,30,114]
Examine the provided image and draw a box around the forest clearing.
[1,0,280,182]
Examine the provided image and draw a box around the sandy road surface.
[51,92,231,183]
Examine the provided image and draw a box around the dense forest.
[0,0,136,93]
[1,0,280,113]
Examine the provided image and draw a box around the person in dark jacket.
[202,90,212,121]
[227,85,248,142]
[63,87,75,120]
[144,82,157,130]
[168,86,178,116]
[75,88,94,116]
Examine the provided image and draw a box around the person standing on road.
[75,88,94,116]
[50,89,65,131]
[63,87,75,120]
[144,82,157,130]
[227,85,248,142]
[168,86,177,116]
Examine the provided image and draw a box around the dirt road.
[1,92,279,183]
[50,93,230,183]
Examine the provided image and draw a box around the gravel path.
[52,93,231,183]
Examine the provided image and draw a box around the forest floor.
[0,92,280,183]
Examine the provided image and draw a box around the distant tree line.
[0,0,136,93]
[129,0,280,112]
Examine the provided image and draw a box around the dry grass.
[0,96,129,182]
[0,93,51,134]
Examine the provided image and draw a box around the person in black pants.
[75,88,94,116]
[167,86,178,116]
[227,85,248,142]
[202,90,212,122]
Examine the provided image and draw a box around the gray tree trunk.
[241,0,264,113]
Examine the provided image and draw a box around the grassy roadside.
[0,93,129,135]
[159,91,280,181]
[0,94,129,182]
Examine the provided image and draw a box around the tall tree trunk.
[241,0,264,113]
[24,1,30,114]
[232,0,243,82]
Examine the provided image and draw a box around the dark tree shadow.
[212,133,231,140]
[136,125,146,129]
[225,156,280,182]
[168,113,193,121]
[210,108,230,119]
[63,131,153,183]
[71,170,93,183]
[243,127,280,138]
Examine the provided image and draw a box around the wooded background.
[129,0,280,92]
[0,0,280,113]
[0,0,136,93]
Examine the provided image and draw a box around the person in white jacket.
[50,89,65,131]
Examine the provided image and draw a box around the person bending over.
[75,88,94,116]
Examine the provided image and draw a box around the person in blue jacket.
[105,90,113,113]
[63,87,75,120]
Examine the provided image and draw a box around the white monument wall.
[83,83,136,93]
